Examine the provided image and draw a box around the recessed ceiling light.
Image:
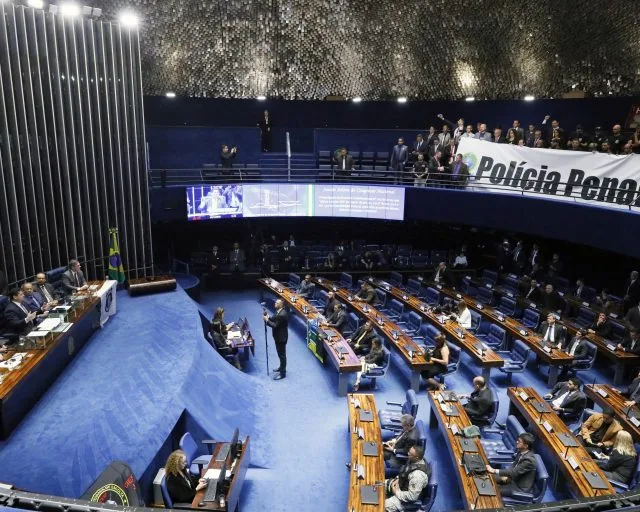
[59,2,80,16]
[524,95,535,101]
[165,92,176,98]
[27,0,44,9]
[256,95,266,101]
[119,11,139,27]
[397,97,407,103]
[465,96,475,102]
[352,97,362,103]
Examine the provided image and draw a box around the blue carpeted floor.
[0,284,618,511]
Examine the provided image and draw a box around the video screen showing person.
[186,185,243,220]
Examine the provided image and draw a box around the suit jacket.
[524,285,541,302]
[393,426,420,456]
[561,336,589,360]
[323,298,338,318]
[35,282,58,303]
[500,451,537,492]
[390,144,408,167]
[335,155,354,173]
[625,306,640,332]
[624,279,640,305]
[2,302,33,337]
[492,135,506,143]
[579,413,622,447]
[23,292,46,314]
[327,309,347,333]
[428,143,447,159]
[350,326,376,351]
[474,131,492,141]
[549,382,587,419]
[589,319,612,339]
[207,252,221,270]
[413,140,427,155]
[624,376,640,403]
[621,332,640,355]
[266,307,289,344]
[437,132,452,146]
[229,249,246,270]
[297,280,315,298]
[464,387,493,421]
[511,247,526,271]
[450,161,469,183]
[62,269,87,293]
[601,450,637,484]
[538,321,565,345]
[165,472,199,504]
[540,291,564,312]
[432,266,454,288]
[355,288,376,304]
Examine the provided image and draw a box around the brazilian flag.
[108,228,126,283]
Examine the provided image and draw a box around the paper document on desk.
[38,318,62,331]
[27,331,49,337]
[204,469,221,480]
[229,331,242,339]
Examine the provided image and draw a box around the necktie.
[75,272,79,286]
[570,341,578,356]
[19,303,29,315]
[42,286,53,303]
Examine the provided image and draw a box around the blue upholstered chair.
[520,308,540,330]
[388,271,403,287]
[383,299,404,320]
[423,287,441,306]
[379,389,419,433]
[497,339,531,383]
[343,312,360,338]
[404,278,422,296]
[308,289,328,308]
[412,324,441,347]
[476,287,494,306]
[376,289,388,309]
[339,272,353,289]
[46,266,67,295]
[502,276,520,295]
[160,473,193,509]
[397,311,422,335]
[574,307,596,328]
[360,346,390,389]
[288,273,301,288]
[496,296,516,317]
[553,276,569,294]
[482,270,498,286]
[567,341,597,374]
[501,454,549,505]
[481,415,526,465]
[179,432,213,476]
[438,344,461,385]
[385,419,428,477]
[469,309,481,333]
[472,386,499,429]
[476,323,507,350]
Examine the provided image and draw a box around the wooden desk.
[312,277,429,391]
[366,278,504,381]
[435,283,572,386]
[191,436,250,510]
[507,387,615,498]
[347,393,385,512]
[258,278,360,395]
[0,286,102,439]
[584,384,640,443]
[426,391,503,509]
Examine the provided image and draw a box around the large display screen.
[186,184,405,221]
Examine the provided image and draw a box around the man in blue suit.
[22,283,50,320]
[390,138,408,185]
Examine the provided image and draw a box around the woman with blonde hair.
[164,450,208,503]
[596,430,638,484]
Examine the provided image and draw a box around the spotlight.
[397,97,407,103]
[465,96,475,102]
[59,2,80,16]
[165,92,176,98]
[524,95,535,101]
[256,95,266,101]
[27,0,44,8]
[119,10,139,28]
[352,97,362,103]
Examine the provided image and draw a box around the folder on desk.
[531,401,550,414]
[583,471,608,489]
[359,410,374,422]
[360,485,379,505]
[335,345,348,354]
[362,441,378,457]
[473,477,497,496]
[458,438,478,453]
[556,432,578,447]
[442,404,460,417]
[441,391,458,402]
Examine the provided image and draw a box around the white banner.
[96,280,118,327]
[457,138,640,211]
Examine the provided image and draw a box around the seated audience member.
[412,153,428,187]
[506,128,519,145]
[460,376,493,425]
[623,368,640,407]
[327,303,347,334]
[450,301,472,329]
[577,408,622,455]
[453,248,468,268]
[34,272,59,306]
[297,274,314,298]
[492,126,505,143]
[229,242,246,272]
[544,377,587,421]
[595,431,638,485]
[623,270,640,314]
[594,289,615,315]
[460,124,475,139]
[600,141,612,154]
[347,320,377,356]
[538,313,565,346]
[412,133,427,159]
[62,259,88,294]
[164,450,207,503]
[450,153,469,187]
[383,414,420,468]
[355,282,376,304]
[559,328,590,361]
[220,144,237,169]
[2,288,37,339]
[420,334,449,391]
[432,261,454,288]
[529,129,544,148]
[588,312,613,339]
[617,329,640,356]
[570,124,590,148]
[540,283,564,313]
[524,279,542,302]
[323,291,338,318]
[485,433,537,497]
[474,123,492,141]
[210,307,241,368]
[21,283,50,323]
[335,147,354,180]
[384,446,430,512]
[360,252,375,272]
[571,277,588,300]
[353,336,385,391]
[324,252,336,270]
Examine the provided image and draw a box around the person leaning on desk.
[485,432,537,497]
[164,450,207,504]
[210,307,242,369]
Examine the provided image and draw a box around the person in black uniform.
[420,334,449,391]
[264,299,289,380]
[259,110,272,152]
[164,450,207,504]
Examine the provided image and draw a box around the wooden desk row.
[0,284,102,439]
[312,277,428,391]
[347,393,385,512]
[366,277,504,381]
[434,283,572,387]
[258,278,361,395]
[427,390,503,510]
[584,384,640,443]
[507,386,615,498]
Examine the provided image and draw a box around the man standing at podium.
[62,259,88,294]
[264,299,289,381]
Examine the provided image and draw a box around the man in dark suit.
[205,246,221,288]
[449,153,469,188]
[623,271,640,314]
[264,298,289,380]
[625,300,640,332]
[390,138,408,185]
[544,378,587,422]
[21,283,50,318]
[62,259,88,295]
[461,376,494,425]
[523,279,542,302]
[427,150,446,187]
[559,329,590,376]
[355,282,376,304]
[383,414,420,468]
[323,291,338,318]
[492,127,506,143]
[220,144,237,170]
[412,134,427,160]
[229,242,246,272]
[485,433,537,497]
[432,262,454,288]
[327,303,347,334]
[511,120,525,142]
[617,329,640,356]
[259,110,272,152]
[34,273,59,306]
[2,288,37,340]
[540,284,564,313]
[0,269,6,296]
[346,320,377,355]
[297,275,315,298]
[623,368,640,407]
[528,244,543,271]
[511,241,526,273]
[538,313,565,346]
[335,147,354,181]
[588,312,613,339]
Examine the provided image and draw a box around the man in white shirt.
[538,313,565,347]
[544,377,587,421]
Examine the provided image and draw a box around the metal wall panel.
[0,5,152,287]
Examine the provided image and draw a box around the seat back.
[469,309,481,333]
[425,287,440,306]
[576,307,596,327]
[423,459,438,511]
[487,386,500,426]
[531,454,549,503]
[477,287,494,305]
[288,273,301,287]
[554,276,569,294]
[502,276,520,293]
[46,265,67,293]
[408,311,422,331]
[347,312,359,333]
[403,389,419,417]
[340,272,353,288]
[389,271,403,287]
[389,299,404,316]
[576,342,597,370]
[513,339,530,363]
[179,432,198,466]
[317,289,329,306]
[418,324,441,346]
[488,324,506,348]
[482,269,498,285]
[406,278,421,295]
[497,297,516,317]
[583,286,597,303]
[521,308,540,330]
[376,289,388,307]
[447,344,461,372]
[160,473,173,508]
[503,415,526,451]
[415,419,428,452]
